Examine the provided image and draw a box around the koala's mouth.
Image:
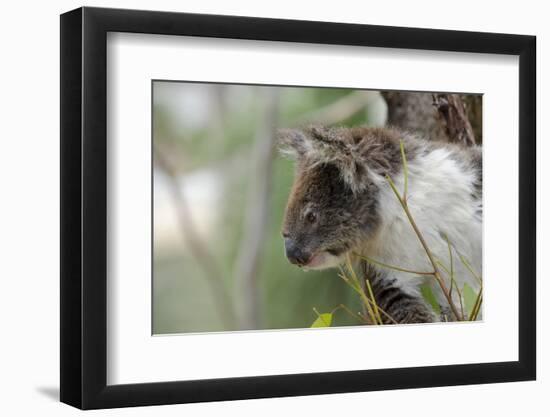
[326,247,346,257]
[303,252,330,269]
[302,246,348,270]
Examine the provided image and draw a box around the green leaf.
[420,284,441,316]
[311,313,333,328]
[463,283,477,319]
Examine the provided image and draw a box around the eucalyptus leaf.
[420,283,441,316]
[463,283,477,319]
[311,313,333,328]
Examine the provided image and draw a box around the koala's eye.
[306,212,317,223]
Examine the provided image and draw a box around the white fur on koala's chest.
[363,148,482,309]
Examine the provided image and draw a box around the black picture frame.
[60,6,536,410]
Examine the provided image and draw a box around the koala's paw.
[381,296,437,324]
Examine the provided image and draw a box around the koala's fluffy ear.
[278,126,370,193]
[277,128,309,159]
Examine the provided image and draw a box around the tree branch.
[432,93,477,146]
[295,90,379,126]
[382,91,448,141]
[382,91,479,146]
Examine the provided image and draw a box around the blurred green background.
[153,81,388,334]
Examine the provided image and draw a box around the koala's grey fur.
[279,125,482,324]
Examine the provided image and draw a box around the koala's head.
[278,125,403,270]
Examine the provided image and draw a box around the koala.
[279,125,482,324]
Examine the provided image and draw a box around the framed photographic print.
[60,6,536,409]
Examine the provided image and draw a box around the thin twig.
[363,298,398,325]
[358,261,369,318]
[365,279,383,325]
[470,286,483,321]
[330,304,369,324]
[442,235,467,320]
[458,254,483,285]
[355,253,434,276]
[400,141,408,200]
[435,259,465,320]
[444,234,454,297]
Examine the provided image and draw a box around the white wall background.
[0,0,545,415]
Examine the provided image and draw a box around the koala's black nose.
[284,238,310,266]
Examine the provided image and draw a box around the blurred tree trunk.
[382,91,481,145]
[233,89,280,330]
[462,94,483,143]
[154,143,237,330]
